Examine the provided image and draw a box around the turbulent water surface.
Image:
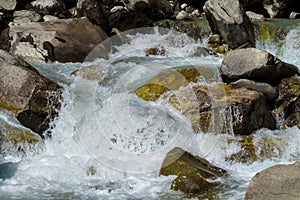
[0,27,300,200]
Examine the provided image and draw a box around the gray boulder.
[0,50,62,135]
[203,0,255,49]
[245,160,300,200]
[220,48,300,85]
[1,17,109,63]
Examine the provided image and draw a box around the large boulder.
[1,17,108,63]
[245,160,300,200]
[203,0,255,50]
[168,83,276,135]
[220,48,300,85]
[160,147,227,196]
[0,50,62,135]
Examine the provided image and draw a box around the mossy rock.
[135,66,218,101]
[227,135,285,164]
[253,19,300,43]
[160,147,227,196]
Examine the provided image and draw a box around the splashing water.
[0,27,300,200]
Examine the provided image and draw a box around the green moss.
[135,67,206,101]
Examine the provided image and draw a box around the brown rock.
[275,77,300,128]
[169,83,276,135]
[231,79,278,104]
[1,17,109,63]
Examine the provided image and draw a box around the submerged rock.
[0,50,62,135]
[135,66,219,101]
[168,83,276,135]
[220,48,300,85]
[245,160,300,200]
[0,118,43,155]
[227,134,286,164]
[1,17,108,63]
[203,0,255,49]
[160,147,227,196]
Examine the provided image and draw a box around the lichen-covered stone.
[0,118,43,155]
[135,67,219,101]
[160,147,227,196]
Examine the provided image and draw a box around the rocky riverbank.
[1,0,300,199]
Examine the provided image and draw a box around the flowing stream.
[0,27,300,199]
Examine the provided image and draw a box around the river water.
[0,27,300,199]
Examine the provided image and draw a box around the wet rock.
[284,112,300,128]
[145,46,166,56]
[0,0,17,11]
[1,17,108,63]
[0,50,62,135]
[245,160,300,200]
[246,11,265,21]
[0,118,43,155]
[135,66,219,101]
[275,77,300,128]
[25,0,70,18]
[108,11,153,32]
[13,10,42,23]
[207,34,229,55]
[160,147,227,196]
[227,134,285,164]
[76,0,111,34]
[71,65,105,81]
[203,0,255,50]
[168,83,276,135]
[154,19,211,41]
[220,48,300,85]
[253,19,300,43]
[230,79,278,105]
